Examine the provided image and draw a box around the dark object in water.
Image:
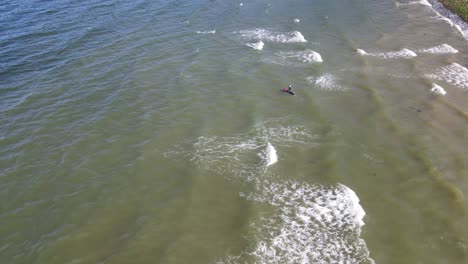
[409,106,422,112]
[282,88,295,95]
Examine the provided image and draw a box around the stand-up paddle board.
[282,88,295,95]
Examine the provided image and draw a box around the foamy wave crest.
[396,0,432,7]
[166,123,318,180]
[430,83,447,95]
[167,120,373,263]
[431,14,455,27]
[196,30,216,34]
[294,18,300,23]
[219,182,373,264]
[425,63,468,90]
[246,40,264,50]
[190,136,264,180]
[265,50,323,66]
[264,142,277,167]
[237,28,307,43]
[428,0,468,39]
[356,48,417,59]
[418,44,458,54]
[307,74,348,91]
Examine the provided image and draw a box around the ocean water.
[1,0,467,263]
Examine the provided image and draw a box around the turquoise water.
[1,0,467,263]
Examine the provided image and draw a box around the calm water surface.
[1,0,467,263]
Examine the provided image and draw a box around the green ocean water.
[1,0,467,263]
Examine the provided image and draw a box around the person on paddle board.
[283,84,295,95]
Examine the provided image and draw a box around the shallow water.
[1,0,467,263]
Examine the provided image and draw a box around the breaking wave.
[356,48,417,59]
[265,50,323,66]
[425,63,468,90]
[236,28,307,43]
[166,120,374,263]
[417,43,458,54]
[430,83,447,95]
[246,40,265,50]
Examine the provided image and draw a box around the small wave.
[293,18,300,23]
[356,48,417,59]
[430,83,447,95]
[246,40,264,50]
[398,0,468,39]
[237,28,307,43]
[196,30,216,34]
[265,50,322,66]
[426,0,468,39]
[264,142,277,167]
[307,74,348,91]
[425,63,468,90]
[356,49,368,55]
[396,0,432,7]
[166,121,319,180]
[418,43,458,54]
[168,120,372,263]
[430,15,467,38]
[221,182,373,264]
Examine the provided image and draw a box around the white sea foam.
[363,153,384,164]
[418,43,458,54]
[168,120,373,263]
[430,83,447,95]
[170,122,319,180]
[398,0,468,39]
[425,63,468,90]
[246,40,264,50]
[264,142,277,167]
[237,28,307,43]
[426,0,468,39]
[432,14,455,27]
[294,18,300,23]
[431,14,466,38]
[356,48,417,59]
[196,30,216,34]
[396,0,432,7]
[256,123,320,147]
[221,181,373,264]
[356,49,368,55]
[308,74,348,91]
[265,50,323,66]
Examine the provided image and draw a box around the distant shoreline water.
[431,0,468,38]
[437,0,468,22]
